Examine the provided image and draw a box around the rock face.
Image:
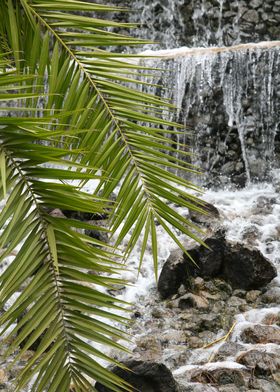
[116,0,280,187]
[158,232,277,298]
[126,0,280,48]
[95,360,180,392]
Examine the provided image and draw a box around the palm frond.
[0,126,130,392]
[0,1,206,390]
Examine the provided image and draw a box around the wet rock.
[158,250,190,299]
[178,294,209,310]
[192,277,205,291]
[159,230,276,298]
[227,296,247,309]
[262,287,280,304]
[262,311,280,326]
[217,385,246,392]
[196,313,221,331]
[186,231,227,278]
[213,279,233,296]
[160,330,186,345]
[245,290,261,302]
[232,289,246,299]
[242,9,259,23]
[188,200,220,226]
[251,195,276,215]
[222,243,277,290]
[134,336,162,362]
[241,324,280,344]
[236,349,280,376]
[213,342,244,362]
[250,378,280,391]
[151,308,165,319]
[95,360,181,392]
[176,383,218,392]
[250,0,263,8]
[190,366,250,387]
[240,225,260,245]
[188,336,203,349]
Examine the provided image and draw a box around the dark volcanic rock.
[188,200,220,226]
[95,360,180,392]
[222,243,277,289]
[61,209,107,221]
[158,230,276,298]
[187,231,226,278]
[158,249,190,299]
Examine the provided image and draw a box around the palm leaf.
[0,1,206,390]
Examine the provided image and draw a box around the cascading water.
[137,46,280,187]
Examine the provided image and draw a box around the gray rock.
[213,342,244,362]
[241,324,280,344]
[262,287,280,304]
[176,383,218,392]
[178,294,209,310]
[250,0,263,8]
[245,290,261,302]
[250,378,280,391]
[236,349,280,376]
[242,9,259,23]
[190,366,250,387]
[188,200,220,226]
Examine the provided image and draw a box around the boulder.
[187,232,226,278]
[222,243,277,290]
[158,249,190,299]
[95,360,181,392]
[158,231,277,298]
[190,366,250,387]
[236,349,280,376]
[240,324,280,344]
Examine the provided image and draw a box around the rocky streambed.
[95,179,280,392]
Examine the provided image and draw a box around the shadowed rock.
[158,231,277,298]
[95,360,181,392]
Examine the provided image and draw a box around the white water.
[133,42,280,184]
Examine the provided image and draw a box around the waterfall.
[120,0,280,186]
[136,45,280,186]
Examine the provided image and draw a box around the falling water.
[136,44,280,186]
